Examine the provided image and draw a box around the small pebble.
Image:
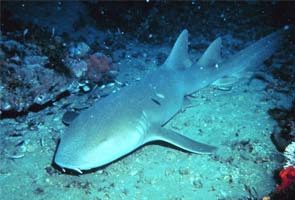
[114,80,123,85]
[179,168,189,175]
[82,85,91,92]
[100,84,106,90]
[107,83,115,87]
[192,179,203,188]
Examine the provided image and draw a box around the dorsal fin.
[163,29,192,70]
[197,37,222,67]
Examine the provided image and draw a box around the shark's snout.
[54,150,83,173]
[54,135,119,172]
[54,160,83,174]
[54,142,96,173]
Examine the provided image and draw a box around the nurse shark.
[54,28,287,173]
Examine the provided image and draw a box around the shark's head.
[54,108,144,173]
[54,131,117,173]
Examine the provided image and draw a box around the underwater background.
[1,1,295,200]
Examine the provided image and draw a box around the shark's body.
[54,28,286,173]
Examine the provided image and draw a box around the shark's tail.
[184,27,288,95]
[221,27,288,75]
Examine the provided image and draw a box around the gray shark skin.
[54,28,287,173]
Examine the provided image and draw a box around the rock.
[69,60,88,78]
[1,40,25,53]
[62,111,80,125]
[275,94,293,110]
[0,48,6,61]
[24,55,49,66]
[34,93,50,105]
[0,62,70,114]
[69,42,90,58]
[179,168,190,176]
[271,125,290,151]
[82,85,91,92]
[192,179,203,189]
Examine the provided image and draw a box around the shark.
[54,27,287,173]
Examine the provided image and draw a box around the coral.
[270,143,295,199]
[64,51,112,83]
[276,166,295,192]
[64,40,113,83]
[87,52,110,73]
[284,142,295,169]
[85,52,111,83]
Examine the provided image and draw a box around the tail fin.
[221,27,288,76]
[184,27,288,95]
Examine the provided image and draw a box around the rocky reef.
[0,27,117,117]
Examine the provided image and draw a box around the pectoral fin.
[147,127,217,154]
